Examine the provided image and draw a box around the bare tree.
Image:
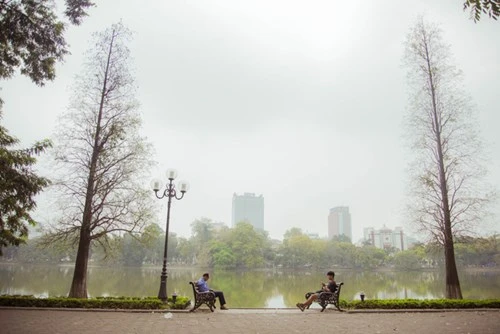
[403,17,490,299]
[47,22,155,298]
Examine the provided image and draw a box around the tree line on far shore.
[3,218,498,271]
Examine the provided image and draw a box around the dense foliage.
[464,0,500,21]
[0,113,51,255]
[345,298,500,309]
[0,295,189,309]
[2,219,498,270]
[0,0,94,85]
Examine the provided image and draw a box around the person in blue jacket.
[196,272,229,310]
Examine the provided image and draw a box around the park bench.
[189,281,217,312]
[304,282,344,312]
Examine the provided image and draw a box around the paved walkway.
[0,308,499,334]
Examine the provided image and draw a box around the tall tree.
[47,22,154,298]
[0,110,51,255]
[404,18,490,299]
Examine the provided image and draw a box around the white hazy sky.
[2,0,499,242]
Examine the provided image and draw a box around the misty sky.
[2,0,499,242]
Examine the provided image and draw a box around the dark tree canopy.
[464,0,500,22]
[64,0,94,25]
[0,112,51,255]
[0,0,94,86]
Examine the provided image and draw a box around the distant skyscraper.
[231,193,264,230]
[328,206,352,242]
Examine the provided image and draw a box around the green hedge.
[340,299,500,309]
[0,295,191,310]
[1,296,498,310]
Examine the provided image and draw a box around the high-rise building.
[231,193,264,230]
[328,206,352,242]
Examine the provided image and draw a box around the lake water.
[1,264,498,308]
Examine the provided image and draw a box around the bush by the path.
[0,295,191,310]
[341,299,500,309]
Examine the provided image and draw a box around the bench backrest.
[189,281,200,295]
[335,282,343,295]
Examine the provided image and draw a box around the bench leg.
[190,298,205,312]
[333,298,343,312]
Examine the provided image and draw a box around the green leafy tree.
[283,234,315,268]
[2,236,74,263]
[224,222,269,268]
[454,235,499,266]
[209,240,236,268]
[0,112,51,255]
[120,234,146,266]
[330,234,352,243]
[177,236,196,265]
[0,0,94,86]
[167,232,180,263]
[190,217,215,244]
[140,223,163,265]
[279,229,327,268]
[356,246,387,268]
[335,242,358,267]
[463,0,500,22]
[190,217,216,265]
[283,227,303,239]
[90,234,122,264]
[392,250,424,270]
[0,0,93,255]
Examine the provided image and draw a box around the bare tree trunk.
[444,231,462,298]
[424,30,463,299]
[68,230,90,298]
[68,28,116,299]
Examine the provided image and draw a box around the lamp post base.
[158,272,168,302]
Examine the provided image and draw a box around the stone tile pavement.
[0,308,499,334]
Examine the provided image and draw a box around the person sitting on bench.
[196,272,229,310]
[296,271,337,311]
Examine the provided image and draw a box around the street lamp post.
[151,169,189,302]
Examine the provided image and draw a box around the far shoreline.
[1,261,499,273]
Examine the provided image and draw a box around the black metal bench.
[304,282,344,312]
[189,281,216,312]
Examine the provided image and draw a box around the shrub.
[342,299,500,309]
[0,295,191,310]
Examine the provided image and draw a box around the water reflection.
[1,264,498,307]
